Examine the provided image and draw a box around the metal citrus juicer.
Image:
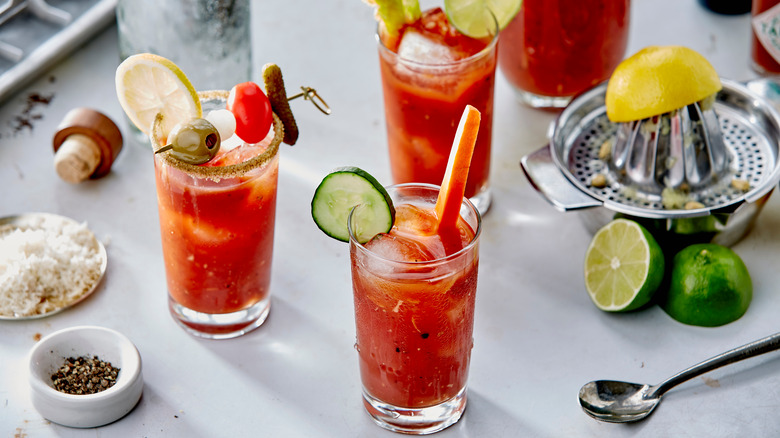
[521,78,780,247]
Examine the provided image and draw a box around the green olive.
[165,118,221,164]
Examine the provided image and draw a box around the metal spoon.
[578,332,780,423]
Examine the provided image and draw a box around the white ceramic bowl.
[28,326,143,428]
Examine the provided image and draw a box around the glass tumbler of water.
[116,0,252,144]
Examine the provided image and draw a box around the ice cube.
[220,133,244,152]
[203,123,276,167]
[208,144,265,166]
[184,213,233,244]
[393,204,438,236]
[397,29,458,63]
[365,233,436,263]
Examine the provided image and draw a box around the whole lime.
[661,244,752,327]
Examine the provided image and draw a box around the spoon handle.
[651,332,780,397]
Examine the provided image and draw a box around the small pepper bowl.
[28,326,143,428]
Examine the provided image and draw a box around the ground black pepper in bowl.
[51,355,120,395]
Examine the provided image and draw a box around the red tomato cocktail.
[349,184,481,434]
[152,90,282,339]
[377,8,497,213]
[498,0,630,108]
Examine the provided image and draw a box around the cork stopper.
[53,108,123,183]
[54,134,102,183]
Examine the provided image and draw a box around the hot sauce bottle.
[751,0,780,75]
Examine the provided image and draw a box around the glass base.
[168,295,270,340]
[469,187,492,217]
[361,387,467,435]
[511,86,572,109]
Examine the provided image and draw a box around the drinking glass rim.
[348,183,482,266]
[151,90,282,179]
[374,10,499,68]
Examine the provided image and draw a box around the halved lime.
[584,219,665,312]
[115,53,201,136]
[661,244,752,327]
[311,167,395,243]
[444,0,522,38]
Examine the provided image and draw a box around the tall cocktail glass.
[498,0,630,108]
[151,90,282,339]
[349,183,481,434]
[377,8,498,214]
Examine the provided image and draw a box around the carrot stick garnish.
[434,105,481,231]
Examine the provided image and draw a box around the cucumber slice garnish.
[311,167,395,243]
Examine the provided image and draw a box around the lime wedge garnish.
[584,219,664,312]
[444,0,522,38]
[115,53,201,136]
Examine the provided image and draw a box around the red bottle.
[751,0,780,74]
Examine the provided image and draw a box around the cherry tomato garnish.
[227,82,273,144]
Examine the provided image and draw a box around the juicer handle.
[520,145,603,211]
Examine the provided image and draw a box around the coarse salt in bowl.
[28,326,143,428]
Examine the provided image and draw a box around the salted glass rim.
[151,90,282,179]
[375,9,499,68]
[348,183,482,266]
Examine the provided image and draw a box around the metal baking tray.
[0,0,117,103]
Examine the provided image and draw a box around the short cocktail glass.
[151,90,282,339]
[498,0,630,108]
[349,183,481,434]
[376,8,498,215]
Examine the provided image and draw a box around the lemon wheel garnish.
[605,45,722,123]
[115,53,201,136]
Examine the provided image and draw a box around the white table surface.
[3,1,780,436]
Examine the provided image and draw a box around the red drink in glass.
[498,0,630,108]
[152,90,282,339]
[377,8,497,214]
[349,184,481,434]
